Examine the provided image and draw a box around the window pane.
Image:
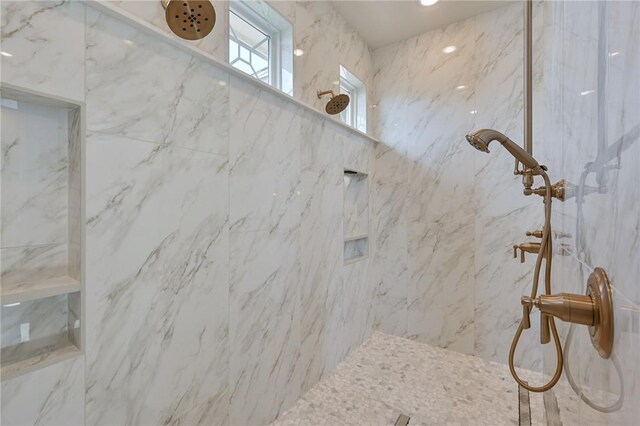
[229,10,271,83]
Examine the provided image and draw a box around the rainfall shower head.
[466,129,541,170]
[162,0,216,41]
[317,90,350,115]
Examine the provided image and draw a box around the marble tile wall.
[371,2,544,370]
[1,2,376,424]
[539,1,640,424]
[1,101,71,285]
[109,0,373,131]
[1,2,87,424]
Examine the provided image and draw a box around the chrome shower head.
[162,0,216,40]
[466,129,541,170]
[317,89,350,115]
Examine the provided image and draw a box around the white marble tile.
[86,8,229,155]
[108,0,229,60]
[229,75,301,233]
[372,180,408,336]
[342,256,375,350]
[474,309,543,372]
[1,355,85,426]
[1,244,68,286]
[67,107,82,281]
[229,228,301,426]
[292,1,341,110]
[0,1,85,101]
[371,41,409,184]
[343,172,368,237]
[405,17,477,223]
[85,132,229,425]
[297,122,343,392]
[300,109,341,175]
[343,133,372,175]
[407,219,474,355]
[1,101,69,248]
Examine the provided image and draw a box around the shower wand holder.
[521,267,614,358]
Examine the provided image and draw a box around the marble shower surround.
[1,1,376,424]
[109,0,374,129]
[371,2,545,370]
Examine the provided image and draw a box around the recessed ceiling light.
[293,48,304,57]
[123,39,134,45]
[456,85,467,90]
[3,302,20,307]
[443,45,457,54]
[0,51,13,57]
[608,51,620,57]
[420,0,439,6]
[580,90,595,96]
[470,110,478,115]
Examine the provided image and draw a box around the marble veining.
[1,101,69,250]
[0,0,85,101]
[370,2,545,371]
[84,132,230,425]
[1,356,85,426]
[86,8,230,156]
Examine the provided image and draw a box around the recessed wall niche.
[0,85,83,381]
[344,169,368,264]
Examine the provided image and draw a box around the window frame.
[228,2,285,90]
[339,77,358,128]
[339,65,367,132]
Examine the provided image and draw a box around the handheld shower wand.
[466,128,564,393]
[466,129,542,172]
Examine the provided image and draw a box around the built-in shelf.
[344,254,369,266]
[344,233,368,242]
[1,85,84,381]
[1,276,81,306]
[344,169,369,264]
[1,334,81,381]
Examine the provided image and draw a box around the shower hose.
[508,170,564,393]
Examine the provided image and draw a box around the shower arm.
[317,90,336,99]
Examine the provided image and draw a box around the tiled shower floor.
[273,332,544,425]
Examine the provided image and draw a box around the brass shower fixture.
[465,128,615,393]
[521,268,613,358]
[162,0,216,40]
[317,90,350,115]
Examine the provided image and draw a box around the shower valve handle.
[521,296,533,329]
[513,242,542,263]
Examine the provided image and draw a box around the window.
[339,65,367,132]
[229,1,293,93]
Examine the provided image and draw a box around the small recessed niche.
[344,169,368,264]
[1,86,83,381]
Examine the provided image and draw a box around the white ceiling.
[330,0,514,50]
